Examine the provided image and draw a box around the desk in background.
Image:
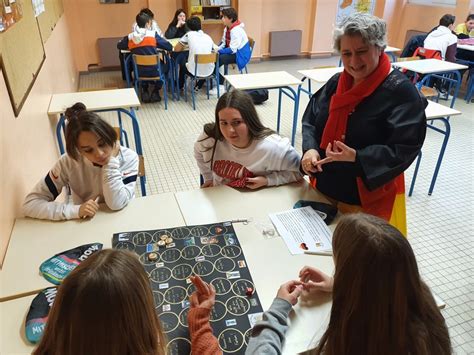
[0,193,184,302]
[48,88,147,196]
[224,71,302,146]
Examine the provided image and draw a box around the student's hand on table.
[316,140,356,167]
[245,176,268,189]
[78,198,100,219]
[190,275,216,310]
[299,266,333,293]
[201,181,213,188]
[302,149,323,174]
[276,280,304,306]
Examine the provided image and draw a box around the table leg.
[56,114,66,155]
[427,118,450,196]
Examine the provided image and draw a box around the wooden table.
[223,71,302,146]
[0,193,184,302]
[1,295,36,354]
[175,182,336,354]
[48,89,147,195]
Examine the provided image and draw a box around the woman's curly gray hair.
[333,12,387,52]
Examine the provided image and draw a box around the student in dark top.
[165,8,189,39]
[300,12,426,236]
[118,12,172,103]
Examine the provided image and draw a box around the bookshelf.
[184,0,238,26]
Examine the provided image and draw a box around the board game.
[112,221,263,355]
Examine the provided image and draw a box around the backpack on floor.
[246,89,269,105]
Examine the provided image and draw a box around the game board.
[112,221,263,355]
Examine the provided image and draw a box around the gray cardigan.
[246,298,293,354]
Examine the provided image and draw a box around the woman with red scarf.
[301,13,427,236]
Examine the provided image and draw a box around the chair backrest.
[413,47,442,60]
[133,53,160,66]
[248,37,255,51]
[396,56,421,62]
[195,53,218,64]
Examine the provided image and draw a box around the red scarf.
[225,20,241,47]
[320,53,403,221]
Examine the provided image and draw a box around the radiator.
[97,37,123,68]
[269,30,302,57]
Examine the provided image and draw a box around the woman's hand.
[79,198,99,219]
[189,276,216,310]
[276,280,305,305]
[316,141,356,167]
[246,176,268,189]
[301,149,323,174]
[177,19,186,28]
[299,266,333,293]
[201,181,213,188]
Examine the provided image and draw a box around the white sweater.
[423,25,457,60]
[194,132,302,187]
[218,22,248,53]
[23,146,139,220]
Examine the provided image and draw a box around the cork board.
[36,0,64,43]
[0,0,45,117]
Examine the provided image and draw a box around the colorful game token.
[165,237,174,245]
[246,287,254,297]
[157,240,166,247]
[148,252,158,261]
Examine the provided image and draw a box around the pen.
[304,250,333,256]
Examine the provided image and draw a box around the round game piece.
[160,235,169,241]
[165,237,174,245]
[157,240,166,247]
[148,252,158,262]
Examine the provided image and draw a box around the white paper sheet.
[269,206,332,255]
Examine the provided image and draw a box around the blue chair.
[224,37,255,75]
[132,53,168,109]
[184,52,220,110]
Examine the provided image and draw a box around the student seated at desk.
[34,249,221,355]
[23,103,138,221]
[246,213,452,355]
[118,11,172,103]
[164,8,189,39]
[194,90,302,189]
[424,14,458,62]
[174,16,215,90]
[132,8,163,37]
[455,14,474,38]
[215,8,250,85]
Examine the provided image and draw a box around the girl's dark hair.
[222,7,238,22]
[311,213,452,355]
[170,8,186,27]
[34,249,167,355]
[64,102,117,161]
[466,14,474,22]
[200,90,273,166]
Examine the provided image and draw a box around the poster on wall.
[31,0,44,17]
[0,0,23,32]
[336,0,376,24]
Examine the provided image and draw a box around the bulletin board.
[36,0,63,43]
[0,0,45,117]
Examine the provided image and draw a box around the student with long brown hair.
[34,249,221,355]
[246,213,451,355]
[23,102,139,220]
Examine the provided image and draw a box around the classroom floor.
[80,57,473,354]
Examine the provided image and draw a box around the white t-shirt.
[180,30,215,77]
[194,132,302,187]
